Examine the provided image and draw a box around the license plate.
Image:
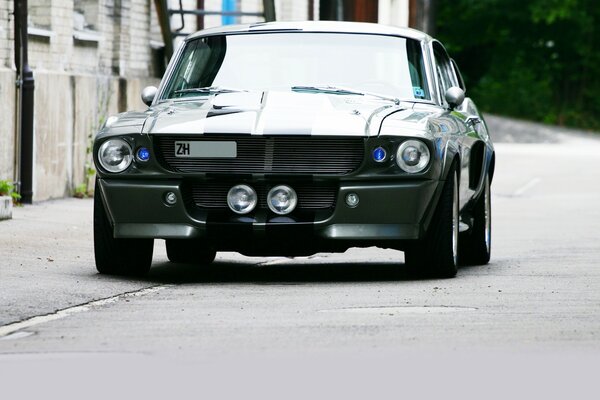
[174,141,237,158]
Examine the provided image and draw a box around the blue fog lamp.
[137,147,150,162]
[372,147,387,163]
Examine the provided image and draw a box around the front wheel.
[94,181,153,276]
[405,166,459,278]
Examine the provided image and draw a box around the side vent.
[469,142,485,190]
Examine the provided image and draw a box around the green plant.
[0,179,21,204]
[437,0,600,131]
[73,183,90,199]
[73,77,112,199]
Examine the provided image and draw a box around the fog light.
[227,184,257,214]
[372,147,387,162]
[267,185,297,215]
[136,147,150,162]
[165,191,177,205]
[345,192,359,208]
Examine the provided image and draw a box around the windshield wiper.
[173,86,246,95]
[291,85,400,105]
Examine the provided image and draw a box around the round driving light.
[267,185,298,215]
[98,139,133,173]
[136,147,150,162]
[372,147,387,163]
[165,191,177,205]
[396,140,430,173]
[345,192,359,208]
[227,184,257,214]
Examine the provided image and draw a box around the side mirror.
[444,86,465,110]
[141,86,158,106]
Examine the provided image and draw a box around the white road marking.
[512,177,542,197]
[0,285,170,338]
[0,331,34,341]
[319,305,478,314]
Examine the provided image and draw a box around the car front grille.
[189,181,337,210]
[154,135,364,175]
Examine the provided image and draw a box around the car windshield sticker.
[413,87,425,98]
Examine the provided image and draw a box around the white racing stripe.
[0,285,170,338]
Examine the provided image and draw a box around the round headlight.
[267,185,298,215]
[98,139,133,173]
[396,140,430,173]
[227,184,258,214]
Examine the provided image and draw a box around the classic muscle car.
[93,21,494,278]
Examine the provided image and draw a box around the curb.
[0,196,12,220]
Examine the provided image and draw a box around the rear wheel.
[405,166,459,278]
[166,239,216,265]
[94,181,153,276]
[459,174,491,265]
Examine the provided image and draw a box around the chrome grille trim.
[190,182,337,210]
[154,135,364,175]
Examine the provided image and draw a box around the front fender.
[440,139,460,181]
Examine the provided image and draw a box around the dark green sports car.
[93,21,494,278]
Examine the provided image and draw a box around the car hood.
[142,90,424,137]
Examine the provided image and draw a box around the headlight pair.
[98,139,149,173]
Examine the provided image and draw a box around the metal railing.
[154,0,276,60]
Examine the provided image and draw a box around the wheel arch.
[440,140,461,182]
[487,149,496,183]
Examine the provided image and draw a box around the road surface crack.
[0,285,171,339]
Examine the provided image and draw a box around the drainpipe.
[308,0,314,20]
[196,0,204,30]
[13,0,34,204]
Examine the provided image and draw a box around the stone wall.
[0,0,161,201]
[0,68,15,182]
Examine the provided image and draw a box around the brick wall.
[0,0,161,200]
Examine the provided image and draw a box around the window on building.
[73,0,102,44]
[28,0,53,39]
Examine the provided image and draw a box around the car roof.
[185,21,431,42]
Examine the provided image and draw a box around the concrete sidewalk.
[0,198,159,326]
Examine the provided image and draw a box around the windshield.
[162,32,430,102]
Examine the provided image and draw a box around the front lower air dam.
[227,184,258,214]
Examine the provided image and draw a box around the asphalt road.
[1,116,599,398]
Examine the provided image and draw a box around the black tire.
[94,180,153,276]
[165,239,216,265]
[405,165,459,278]
[459,174,491,265]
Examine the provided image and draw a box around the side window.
[433,43,458,98]
[406,39,430,100]
[451,59,466,92]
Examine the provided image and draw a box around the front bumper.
[98,178,441,249]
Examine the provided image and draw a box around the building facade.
[0,0,408,202]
